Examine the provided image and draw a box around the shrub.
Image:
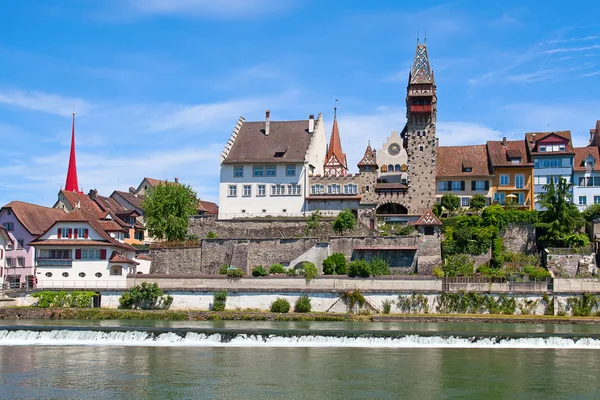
[118,282,172,310]
[252,266,269,277]
[286,268,298,276]
[305,210,322,234]
[302,262,319,283]
[219,264,229,275]
[270,298,291,313]
[397,293,430,314]
[294,295,312,313]
[370,257,391,276]
[348,260,371,278]
[269,264,286,274]
[322,253,347,275]
[443,254,474,277]
[31,291,96,308]
[477,264,506,279]
[205,231,218,239]
[470,194,487,211]
[226,268,244,278]
[341,289,366,313]
[212,291,227,311]
[381,299,394,314]
[432,266,445,278]
[441,193,460,214]
[333,209,357,235]
[523,265,550,280]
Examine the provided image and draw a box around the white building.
[573,146,600,211]
[0,227,10,288]
[218,111,327,218]
[30,208,140,289]
[377,130,409,184]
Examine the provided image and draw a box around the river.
[0,320,599,399]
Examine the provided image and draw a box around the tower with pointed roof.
[403,41,437,211]
[64,113,82,194]
[323,107,349,177]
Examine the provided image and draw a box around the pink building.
[0,202,65,288]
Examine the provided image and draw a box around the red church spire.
[64,113,82,193]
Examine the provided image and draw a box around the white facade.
[377,130,408,183]
[32,221,137,288]
[573,171,600,211]
[218,114,327,219]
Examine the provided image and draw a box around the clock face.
[388,143,401,156]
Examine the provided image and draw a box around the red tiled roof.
[325,120,347,168]
[1,201,66,236]
[29,239,111,246]
[414,209,442,226]
[135,254,152,261]
[573,147,600,172]
[112,191,145,210]
[61,191,103,216]
[486,140,533,168]
[109,251,139,265]
[525,131,574,155]
[99,220,126,232]
[436,145,492,177]
[357,144,378,168]
[145,178,166,187]
[197,200,218,215]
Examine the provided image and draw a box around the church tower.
[404,42,437,211]
[64,113,82,193]
[323,106,349,177]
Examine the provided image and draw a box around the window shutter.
[447,181,452,191]
[73,229,78,239]
[485,181,489,190]
[461,181,465,191]
[75,249,82,260]
[68,229,72,239]
[471,181,476,191]
[57,228,62,239]
[100,249,107,260]
[84,229,89,239]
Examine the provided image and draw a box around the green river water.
[0,320,599,399]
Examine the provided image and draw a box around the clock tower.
[376,130,409,184]
[403,42,437,212]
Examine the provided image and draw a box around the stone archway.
[376,203,408,215]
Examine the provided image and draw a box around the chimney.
[265,110,270,136]
[532,133,536,143]
[435,138,439,147]
[175,177,179,183]
[502,137,507,146]
[590,129,596,145]
[129,186,136,195]
[308,114,315,133]
[88,189,98,201]
[372,149,377,162]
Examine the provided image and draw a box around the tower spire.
[64,113,82,193]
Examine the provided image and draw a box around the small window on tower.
[420,146,424,152]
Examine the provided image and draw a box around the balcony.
[36,258,73,267]
[410,105,432,113]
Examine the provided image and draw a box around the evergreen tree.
[536,177,583,247]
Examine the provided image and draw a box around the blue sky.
[1,0,600,207]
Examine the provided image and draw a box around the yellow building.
[486,138,535,210]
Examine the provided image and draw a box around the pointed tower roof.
[325,115,347,169]
[409,43,434,85]
[357,143,378,168]
[64,113,82,193]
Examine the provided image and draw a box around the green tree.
[305,210,322,235]
[469,194,487,211]
[142,181,198,242]
[322,253,347,275]
[333,209,357,235]
[536,177,583,247]
[441,193,460,215]
[432,203,443,217]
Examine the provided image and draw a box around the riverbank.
[2,307,600,324]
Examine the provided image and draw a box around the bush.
[477,264,506,279]
[286,268,298,276]
[118,282,173,310]
[348,260,371,278]
[31,291,96,308]
[302,262,319,283]
[219,264,229,275]
[381,299,394,314]
[333,209,357,235]
[269,264,286,274]
[432,266,444,278]
[252,266,269,277]
[270,298,291,313]
[470,194,487,211]
[443,254,474,277]
[212,291,227,311]
[226,268,244,278]
[205,231,218,239]
[370,257,391,276]
[322,253,347,275]
[294,295,312,313]
[523,265,551,280]
[441,193,460,213]
[341,289,366,313]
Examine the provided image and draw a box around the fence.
[553,279,600,293]
[442,277,550,293]
[33,280,129,290]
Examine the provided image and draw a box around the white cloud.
[0,89,92,117]
[125,0,294,18]
[544,44,600,54]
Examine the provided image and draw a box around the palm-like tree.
[536,177,582,247]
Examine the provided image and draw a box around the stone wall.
[546,252,596,277]
[501,222,536,254]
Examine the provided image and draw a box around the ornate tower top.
[64,113,82,193]
[357,143,378,171]
[409,43,434,85]
[323,102,349,176]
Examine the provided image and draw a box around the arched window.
[110,265,123,276]
[388,164,394,172]
[394,164,401,172]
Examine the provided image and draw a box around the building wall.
[532,155,573,209]
[435,177,493,207]
[377,130,409,183]
[304,114,328,177]
[572,171,600,210]
[490,166,534,210]
[0,209,36,284]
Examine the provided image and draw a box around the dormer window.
[274,151,286,158]
[463,168,472,172]
[539,143,566,152]
[462,161,472,173]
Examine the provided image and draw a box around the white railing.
[35,280,128,290]
[217,212,310,219]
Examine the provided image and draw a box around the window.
[228,185,237,197]
[77,228,87,239]
[95,273,102,278]
[539,145,546,152]
[62,272,69,278]
[424,226,435,235]
[243,185,252,197]
[50,249,70,259]
[475,181,486,191]
[257,185,266,196]
[494,192,506,205]
[61,228,69,238]
[344,184,358,194]
[253,166,264,177]
[288,184,302,195]
[266,166,276,177]
[241,209,246,213]
[518,193,525,205]
[79,272,86,278]
[534,176,547,185]
[81,249,101,260]
[461,197,470,207]
[45,272,53,277]
[451,181,461,191]
[134,231,144,241]
[2,222,14,232]
[419,146,424,151]
[311,184,325,195]
[17,239,24,249]
[534,157,570,168]
[394,164,401,172]
[234,166,244,178]
[17,257,24,267]
[500,175,509,186]
[388,164,394,172]
[328,184,341,194]
[110,266,123,276]
[437,181,447,192]
[286,165,296,177]
[6,258,13,267]
[463,167,472,172]
[594,196,600,205]
[271,184,286,195]
[515,175,524,189]
[579,196,587,205]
